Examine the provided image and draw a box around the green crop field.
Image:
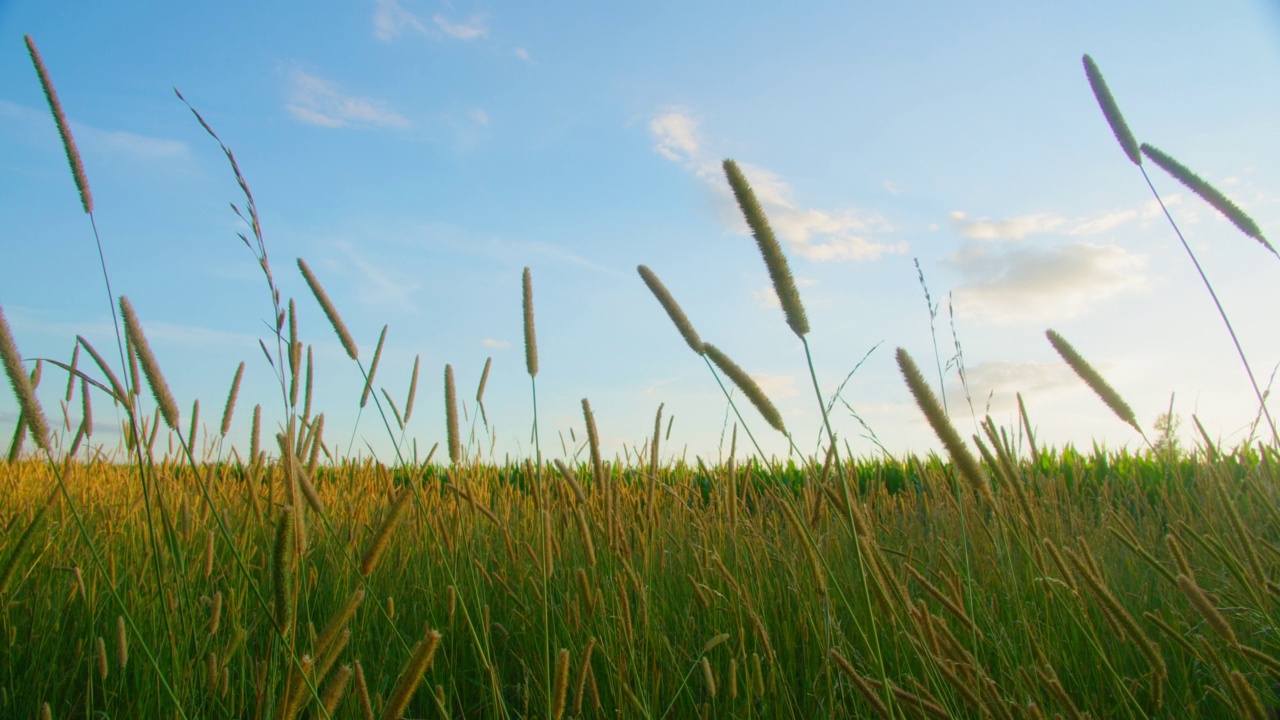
[4,38,1280,719]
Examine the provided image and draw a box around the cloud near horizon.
[648,110,907,263]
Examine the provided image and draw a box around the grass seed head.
[1082,54,1141,166]
[723,159,809,337]
[297,258,359,361]
[896,347,992,505]
[1140,143,1274,255]
[702,343,787,434]
[523,267,539,377]
[0,306,50,452]
[445,364,461,465]
[25,35,93,214]
[636,265,704,354]
[1046,329,1141,433]
[120,296,181,431]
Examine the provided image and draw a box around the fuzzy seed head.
[723,159,809,336]
[1046,329,1140,433]
[523,267,539,377]
[702,343,787,435]
[25,35,93,214]
[120,297,181,431]
[1082,54,1141,166]
[0,306,50,452]
[637,265,704,354]
[297,258,359,361]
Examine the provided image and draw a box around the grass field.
[4,39,1280,719]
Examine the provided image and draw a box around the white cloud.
[514,47,532,62]
[950,204,1172,242]
[1066,210,1138,236]
[433,13,489,40]
[947,240,1146,323]
[373,0,428,40]
[648,110,906,263]
[949,211,1065,241]
[752,373,800,400]
[481,339,510,349]
[469,108,490,126]
[284,67,409,129]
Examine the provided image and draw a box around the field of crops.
[5,37,1280,719]
[4,434,1280,719]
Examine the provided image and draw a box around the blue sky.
[2,1,1280,465]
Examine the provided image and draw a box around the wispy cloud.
[373,0,429,40]
[648,110,906,263]
[433,12,489,39]
[514,47,532,62]
[76,127,191,163]
[949,203,1179,242]
[334,240,420,312]
[283,66,409,129]
[947,240,1146,323]
[1,100,192,167]
[481,338,510,349]
[372,0,489,42]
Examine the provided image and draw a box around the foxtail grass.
[1140,143,1274,256]
[297,258,359,361]
[701,344,787,435]
[360,325,388,409]
[0,306,50,452]
[722,159,808,338]
[381,625,443,720]
[1082,54,1277,444]
[636,265,704,353]
[523,267,539,378]
[220,361,245,437]
[1045,329,1142,435]
[1082,54,1141,166]
[272,505,296,633]
[360,487,414,576]
[896,347,993,505]
[24,36,92,214]
[119,296,181,432]
[404,354,420,424]
[445,364,460,465]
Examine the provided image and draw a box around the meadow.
[4,38,1280,719]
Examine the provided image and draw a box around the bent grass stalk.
[1082,54,1277,444]
[1045,330,1143,436]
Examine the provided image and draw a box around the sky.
[2,1,1280,467]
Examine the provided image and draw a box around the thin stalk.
[1140,165,1278,445]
